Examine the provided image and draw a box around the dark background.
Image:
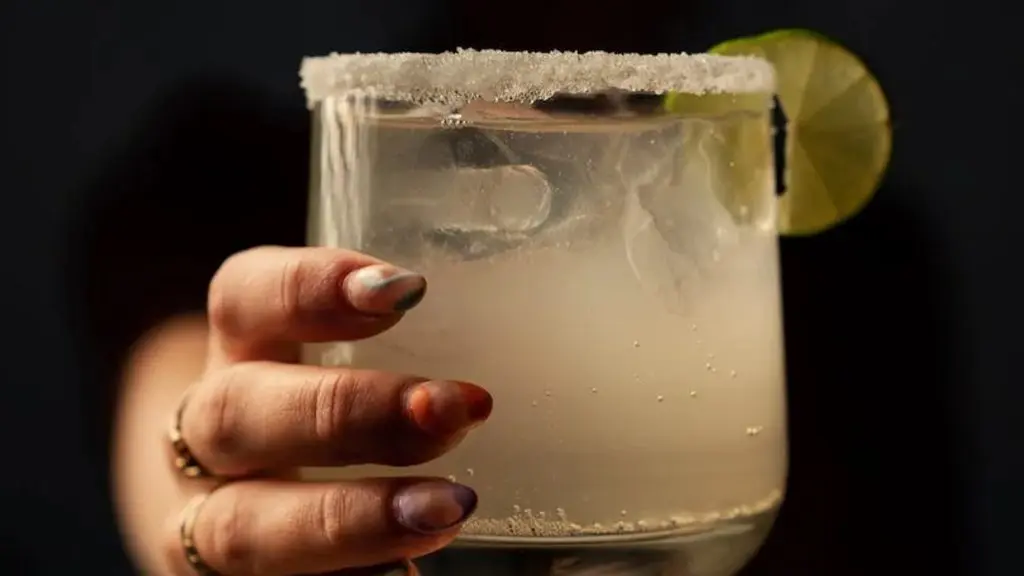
[0,0,1018,574]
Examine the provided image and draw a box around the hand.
[163,246,492,575]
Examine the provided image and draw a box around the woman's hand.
[113,246,492,576]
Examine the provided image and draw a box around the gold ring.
[169,389,214,479]
[180,491,222,576]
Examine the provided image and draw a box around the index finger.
[207,246,427,364]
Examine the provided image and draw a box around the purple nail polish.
[393,480,478,534]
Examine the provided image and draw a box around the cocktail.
[299,38,890,576]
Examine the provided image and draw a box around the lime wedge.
[710,29,892,235]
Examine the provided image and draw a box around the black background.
[0,0,1018,574]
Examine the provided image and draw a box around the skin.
[111,246,493,575]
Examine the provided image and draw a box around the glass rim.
[300,49,775,109]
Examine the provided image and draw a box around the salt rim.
[300,49,775,109]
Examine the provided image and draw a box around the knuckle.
[206,275,233,334]
[206,247,281,332]
[311,370,362,446]
[206,251,247,331]
[276,257,306,323]
[207,490,258,574]
[275,255,348,325]
[190,367,248,461]
[311,372,439,468]
[314,486,357,549]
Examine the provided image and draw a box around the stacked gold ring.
[179,492,221,576]
[170,389,222,575]
[168,389,213,479]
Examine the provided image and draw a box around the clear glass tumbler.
[301,50,787,576]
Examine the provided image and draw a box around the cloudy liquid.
[305,100,788,575]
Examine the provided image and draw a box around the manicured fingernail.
[394,480,478,534]
[343,264,427,314]
[405,380,493,436]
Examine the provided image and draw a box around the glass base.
[414,508,777,576]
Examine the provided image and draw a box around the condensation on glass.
[300,50,787,576]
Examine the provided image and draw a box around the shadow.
[63,76,310,529]
[741,185,966,575]
[0,543,38,575]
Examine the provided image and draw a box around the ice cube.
[623,189,700,315]
[620,121,741,314]
[389,164,553,235]
[381,164,556,260]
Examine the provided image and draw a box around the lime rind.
[662,91,774,118]
[708,29,892,236]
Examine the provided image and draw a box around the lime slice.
[661,89,778,233]
[710,29,892,235]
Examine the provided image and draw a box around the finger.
[168,479,476,576]
[182,362,492,476]
[207,246,427,363]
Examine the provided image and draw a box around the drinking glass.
[300,50,787,576]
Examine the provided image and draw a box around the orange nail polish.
[406,381,492,436]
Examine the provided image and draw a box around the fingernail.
[394,480,478,534]
[343,264,427,314]
[405,381,493,436]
